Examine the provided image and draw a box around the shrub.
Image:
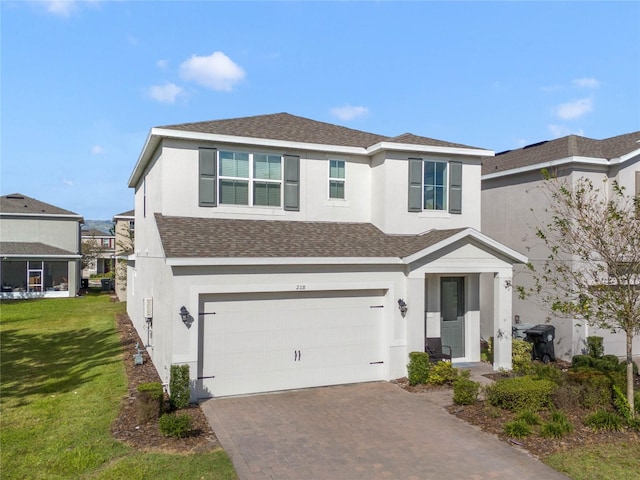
[532,363,563,384]
[592,358,617,372]
[612,385,634,423]
[586,336,604,359]
[515,409,541,426]
[571,355,593,369]
[552,383,583,410]
[136,382,164,423]
[602,354,620,367]
[584,410,623,431]
[159,413,193,438]
[504,420,532,438]
[453,377,480,405]
[407,352,430,385]
[485,376,557,411]
[540,410,574,438]
[512,339,533,374]
[636,392,640,414]
[566,369,612,409]
[169,364,191,410]
[428,361,458,385]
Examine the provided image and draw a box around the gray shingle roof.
[154,213,465,259]
[159,113,485,151]
[483,131,640,175]
[0,241,78,257]
[0,193,81,216]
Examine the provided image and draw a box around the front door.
[440,277,465,358]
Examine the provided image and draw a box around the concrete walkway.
[200,378,569,480]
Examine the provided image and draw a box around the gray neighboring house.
[112,209,135,302]
[481,131,640,359]
[0,193,84,298]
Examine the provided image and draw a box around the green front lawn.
[0,293,236,480]
[544,441,640,480]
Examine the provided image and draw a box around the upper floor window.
[199,148,300,211]
[329,160,345,199]
[423,161,447,210]
[408,158,462,214]
[102,238,111,248]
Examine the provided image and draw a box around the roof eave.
[367,142,494,158]
[166,256,405,267]
[1,254,82,259]
[0,212,84,221]
[482,155,611,181]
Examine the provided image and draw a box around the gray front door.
[440,277,465,358]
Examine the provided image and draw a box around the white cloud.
[555,97,593,120]
[43,0,77,16]
[179,52,245,91]
[91,145,105,155]
[157,59,169,70]
[548,124,585,138]
[148,83,184,104]
[330,105,369,121]
[62,178,74,186]
[573,77,600,89]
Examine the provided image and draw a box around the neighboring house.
[0,193,83,298]
[81,228,115,279]
[127,112,527,399]
[481,131,640,359]
[112,209,135,302]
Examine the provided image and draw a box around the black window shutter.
[408,158,423,212]
[449,161,462,214]
[199,148,217,207]
[283,155,300,211]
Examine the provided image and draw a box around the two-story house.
[482,131,640,359]
[112,209,135,302]
[0,193,83,298]
[81,228,116,279]
[127,113,526,399]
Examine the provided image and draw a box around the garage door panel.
[199,290,386,397]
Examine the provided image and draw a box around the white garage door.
[198,290,386,397]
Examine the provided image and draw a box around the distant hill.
[83,220,114,234]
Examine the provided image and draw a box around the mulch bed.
[110,310,220,454]
[395,369,640,460]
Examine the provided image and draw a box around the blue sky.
[2,1,639,220]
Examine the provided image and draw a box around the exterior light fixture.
[179,306,190,324]
[397,299,408,317]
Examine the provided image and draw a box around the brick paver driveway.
[200,382,569,480]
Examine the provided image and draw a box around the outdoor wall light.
[397,299,408,317]
[179,306,190,324]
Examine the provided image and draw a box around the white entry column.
[493,270,513,371]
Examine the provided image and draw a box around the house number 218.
[296,285,306,290]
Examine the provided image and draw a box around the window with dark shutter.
[199,148,217,207]
[449,161,462,214]
[283,155,300,211]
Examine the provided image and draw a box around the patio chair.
[425,337,452,363]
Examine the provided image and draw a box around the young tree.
[523,170,640,415]
[81,236,105,272]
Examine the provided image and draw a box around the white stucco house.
[112,209,135,302]
[0,193,83,298]
[481,131,640,359]
[127,113,526,399]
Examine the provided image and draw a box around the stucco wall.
[1,216,81,253]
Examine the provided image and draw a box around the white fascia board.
[482,156,610,180]
[403,228,528,265]
[1,254,82,259]
[367,141,494,158]
[0,212,84,221]
[128,129,160,187]
[166,256,404,267]
[611,146,640,165]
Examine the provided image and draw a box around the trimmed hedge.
[485,376,557,411]
[136,382,164,423]
[169,364,191,410]
[407,352,431,385]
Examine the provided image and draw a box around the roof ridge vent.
[6,194,25,199]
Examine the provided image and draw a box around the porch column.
[493,271,513,371]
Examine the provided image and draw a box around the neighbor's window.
[329,160,345,199]
[253,154,282,206]
[423,160,447,210]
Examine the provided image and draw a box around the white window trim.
[328,159,346,200]
[422,159,449,211]
[218,150,283,207]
